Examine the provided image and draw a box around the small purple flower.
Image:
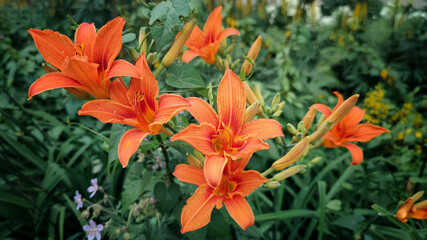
[87,178,99,198]
[152,155,166,170]
[74,190,83,210]
[83,220,103,240]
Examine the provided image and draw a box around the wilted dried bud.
[42,63,58,73]
[82,209,90,219]
[186,153,203,168]
[309,120,332,143]
[287,123,297,135]
[272,137,310,171]
[263,181,281,189]
[241,36,262,76]
[92,204,103,218]
[139,28,147,54]
[244,101,260,122]
[272,165,306,181]
[161,19,196,68]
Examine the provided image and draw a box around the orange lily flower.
[173,159,268,233]
[171,70,283,187]
[78,53,190,167]
[312,92,389,165]
[182,6,240,64]
[396,192,427,222]
[28,17,140,100]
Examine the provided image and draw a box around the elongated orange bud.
[411,191,424,203]
[186,153,203,168]
[243,81,258,105]
[272,137,310,171]
[244,101,260,122]
[241,36,262,76]
[326,94,359,129]
[302,107,317,133]
[272,165,306,181]
[309,120,332,143]
[161,19,196,68]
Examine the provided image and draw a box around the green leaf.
[326,199,342,211]
[150,25,175,51]
[154,182,180,213]
[165,62,206,88]
[255,209,317,221]
[122,33,136,44]
[331,215,365,231]
[121,162,151,213]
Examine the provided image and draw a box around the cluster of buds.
[215,46,241,71]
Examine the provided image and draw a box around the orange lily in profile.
[28,17,140,100]
[182,6,240,64]
[171,70,283,187]
[78,53,190,167]
[173,159,268,233]
[396,191,427,223]
[312,92,389,165]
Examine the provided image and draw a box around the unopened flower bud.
[226,44,235,54]
[264,106,272,115]
[302,107,317,132]
[309,120,332,143]
[310,157,322,164]
[271,104,279,113]
[252,84,265,106]
[226,55,232,69]
[92,204,103,218]
[272,137,310,171]
[139,28,147,54]
[216,55,224,69]
[287,123,297,135]
[244,101,260,122]
[231,59,240,69]
[146,52,157,66]
[272,93,281,107]
[162,19,196,68]
[114,228,121,235]
[186,153,203,168]
[82,209,90,219]
[278,101,286,111]
[241,36,262,76]
[263,181,281,189]
[411,191,424,202]
[129,48,140,62]
[243,81,258,105]
[273,165,306,181]
[123,232,130,240]
[272,110,283,118]
[275,136,283,145]
[193,150,205,163]
[325,94,359,129]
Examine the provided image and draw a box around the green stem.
[414,156,427,193]
[69,122,107,139]
[153,64,165,78]
[261,167,274,177]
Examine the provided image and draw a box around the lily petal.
[149,94,190,133]
[344,123,389,143]
[182,50,200,63]
[233,136,269,160]
[233,170,268,197]
[217,70,246,134]
[109,79,130,106]
[224,195,254,230]
[185,26,205,50]
[186,97,218,126]
[199,41,220,64]
[78,100,137,126]
[74,23,96,58]
[217,28,240,43]
[118,129,149,167]
[311,104,331,118]
[181,185,219,234]
[28,72,87,100]
[239,119,284,140]
[91,17,125,72]
[28,29,76,71]
[204,155,227,188]
[203,6,222,43]
[106,59,141,80]
[171,123,217,155]
[173,164,206,186]
[342,143,364,165]
[340,106,365,130]
[331,91,345,111]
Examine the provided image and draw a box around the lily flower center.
[212,125,238,155]
[212,174,237,199]
[133,91,156,130]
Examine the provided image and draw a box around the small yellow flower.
[415,131,422,138]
